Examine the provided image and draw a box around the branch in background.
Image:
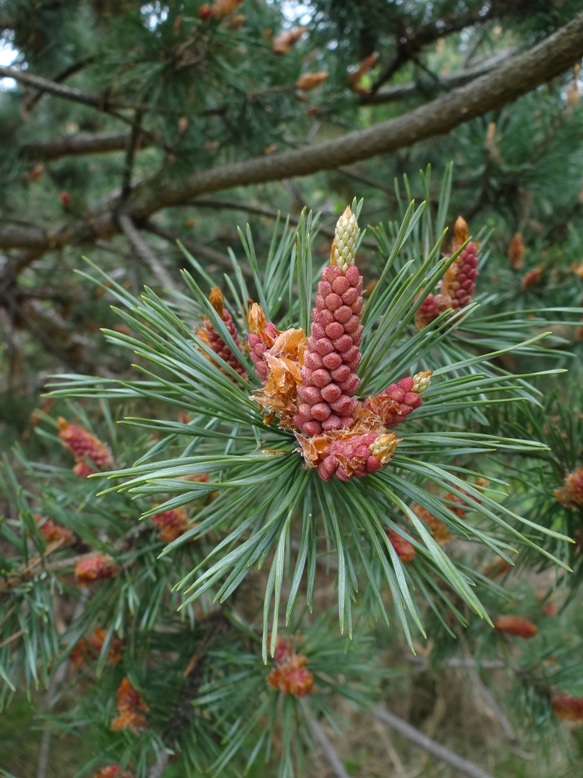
[0,225,50,250]
[372,706,496,778]
[462,29,489,69]
[1,13,582,270]
[407,655,507,671]
[309,717,351,778]
[118,214,179,292]
[147,752,170,778]
[148,613,230,778]
[142,219,248,278]
[36,593,89,778]
[369,0,528,93]
[8,300,94,374]
[0,67,172,152]
[0,66,135,112]
[192,197,307,224]
[470,669,518,745]
[119,110,145,202]
[21,132,147,161]
[131,13,583,216]
[188,199,399,250]
[22,57,93,116]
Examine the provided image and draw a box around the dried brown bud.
[295,71,329,91]
[111,678,149,733]
[347,52,379,94]
[494,615,538,639]
[507,232,526,269]
[70,628,122,668]
[199,0,243,21]
[272,27,307,55]
[520,267,543,290]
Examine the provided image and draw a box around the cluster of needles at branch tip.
[245,206,431,481]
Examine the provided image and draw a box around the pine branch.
[0,67,171,152]
[21,132,152,161]
[147,753,170,778]
[0,66,136,112]
[0,225,50,250]
[130,13,583,216]
[0,628,25,650]
[470,670,518,745]
[1,13,582,278]
[372,706,496,778]
[0,539,69,594]
[119,111,145,203]
[369,0,528,93]
[21,57,94,116]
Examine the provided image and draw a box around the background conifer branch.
[1,13,582,269]
[372,706,496,778]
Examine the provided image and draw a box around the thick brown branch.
[21,133,143,161]
[129,13,583,214]
[1,13,582,269]
[0,225,50,249]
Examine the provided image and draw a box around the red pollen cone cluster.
[551,695,583,722]
[58,417,114,474]
[248,304,280,384]
[247,206,431,482]
[554,466,583,508]
[75,553,119,586]
[387,528,417,563]
[92,767,134,778]
[363,372,431,428]
[33,514,76,546]
[409,503,452,544]
[267,636,314,698]
[197,287,247,379]
[149,506,191,542]
[110,677,149,733]
[294,232,363,437]
[70,627,122,668]
[416,216,479,329]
